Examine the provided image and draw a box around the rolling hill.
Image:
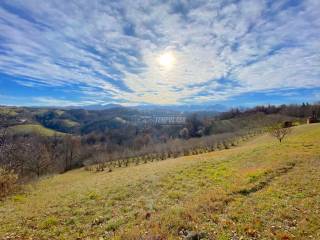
[0,123,319,239]
[8,124,65,137]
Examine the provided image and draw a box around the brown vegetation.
[0,168,17,199]
[270,126,292,143]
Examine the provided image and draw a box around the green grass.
[61,119,79,127]
[1,124,320,239]
[8,124,65,136]
[0,107,18,116]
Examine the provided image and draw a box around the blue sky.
[0,0,319,107]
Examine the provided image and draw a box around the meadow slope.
[1,124,320,240]
[8,124,65,136]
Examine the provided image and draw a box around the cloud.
[31,97,99,107]
[0,0,319,105]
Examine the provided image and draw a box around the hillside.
[0,106,139,134]
[8,124,65,137]
[0,105,307,137]
[1,123,319,239]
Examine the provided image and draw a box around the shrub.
[0,168,18,199]
[105,218,125,232]
[95,162,106,172]
[269,125,292,143]
[40,216,58,229]
[88,191,100,200]
[12,194,26,202]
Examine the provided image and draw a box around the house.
[307,111,318,124]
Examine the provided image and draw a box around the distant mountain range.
[2,103,228,113]
[73,103,228,113]
[72,104,124,111]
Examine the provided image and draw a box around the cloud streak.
[0,0,319,105]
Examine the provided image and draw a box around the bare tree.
[0,167,18,198]
[270,126,292,143]
[25,139,51,177]
[0,128,8,162]
[0,128,18,172]
[179,127,189,139]
[91,152,109,172]
[60,135,81,172]
[45,134,60,169]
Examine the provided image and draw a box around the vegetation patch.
[0,168,18,199]
[40,216,59,229]
[8,124,65,136]
[12,194,26,202]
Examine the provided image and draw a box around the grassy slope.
[61,119,80,127]
[0,124,319,239]
[8,124,65,136]
[0,108,18,116]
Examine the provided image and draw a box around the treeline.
[1,126,262,198]
[0,131,86,178]
[207,113,298,134]
[0,125,261,184]
[219,103,320,120]
[0,129,88,197]
[84,129,263,172]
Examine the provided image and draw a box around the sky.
[0,0,319,107]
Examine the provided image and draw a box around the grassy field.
[8,124,65,136]
[1,124,320,239]
[0,108,18,117]
[61,119,80,128]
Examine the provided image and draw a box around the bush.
[84,165,93,171]
[0,168,18,199]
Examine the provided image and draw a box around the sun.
[158,52,175,68]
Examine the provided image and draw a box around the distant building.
[307,111,318,124]
[132,114,186,126]
[153,116,186,125]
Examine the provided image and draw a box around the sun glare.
[158,52,175,68]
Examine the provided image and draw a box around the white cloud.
[0,0,319,105]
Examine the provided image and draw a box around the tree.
[186,114,204,138]
[0,128,19,172]
[0,128,8,161]
[179,127,189,139]
[60,135,81,172]
[0,167,18,198]
[25,139,51,177]
[45,134,61,171]
[270,126,292,143]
